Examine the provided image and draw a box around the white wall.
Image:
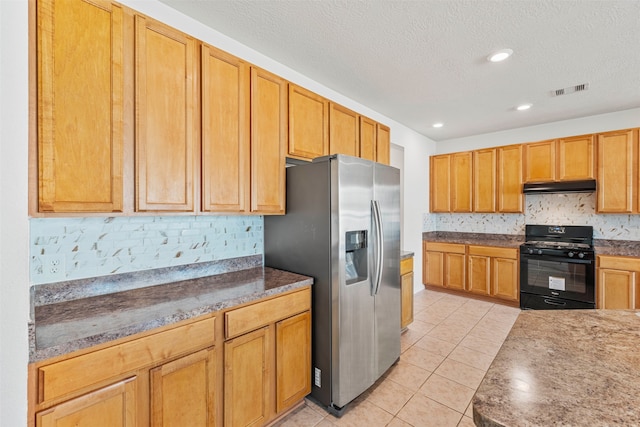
[1,0,30,425]
[436,108,640,154]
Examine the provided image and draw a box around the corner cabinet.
[250,68,287,214]
[134,15,197,212]
[36,0,124,213]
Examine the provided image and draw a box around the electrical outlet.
[314,367,321,387]
[40,255,66,281]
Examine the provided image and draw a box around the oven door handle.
[521,255,593,264]
[544,299,567,307]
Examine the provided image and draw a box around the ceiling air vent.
[552,83,590,97]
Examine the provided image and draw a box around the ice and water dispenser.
[345,230,368,285]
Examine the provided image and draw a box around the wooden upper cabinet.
[359,116,377,162]
[451,151,473,212]
[430,155,451,212]
[135,16,196,212]
[376,124,391,165]
[497,144,523,213]
[329,103,359,157]
[473,148,497,212]
[251,68,287,214]
[201,45,250,213]
[557,135,595,181]
[524,140,555,183]
[288,84,328,161]
[597,129,637,213]
[37,0,124,213]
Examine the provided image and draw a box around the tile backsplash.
[30,215,264,285]
[424,193,640,240]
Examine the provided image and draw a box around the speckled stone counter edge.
[31,254,262,307]
[401,251,414,260]
[423,231,640,257]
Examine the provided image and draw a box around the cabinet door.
[329,103,359,157]
[445,253,466,290]
[400,272,414,329]
[224,327,271,427]
[37,0,124,213]
[598,269,635,309]
[251,68,287,214]
[557,135,595,181]
[597,129,637,213]
[151,349,216,427]
[135,16,196,211]
[423,250,444,287]
[376,124,391,165]
[524,140,555,182]
[359,116,377,161]
[473,148,496,213]
[497,144,523,213]
[201,45,250,213]
[492,257,519,302]
[276,311,311,413]
[451,151,473,212]
[288,84,328,160]
[467,255,491,296]
[430,155,451,212]
[36,378,136,427]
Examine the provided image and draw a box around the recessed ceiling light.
[516,104,532,111]
[432,123,444,128]
[488,49,513,63]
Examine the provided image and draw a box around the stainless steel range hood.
[522,179,596,194]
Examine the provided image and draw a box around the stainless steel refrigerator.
[264,154,401,415]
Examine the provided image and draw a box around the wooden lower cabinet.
[223,288,312,426]
[36,377,137,427]
[30,287,312,427]
[597,255,640,309]
[423,242,466,291]
[151,348,216,426]
[400,256,414,330]
[224,327,271,427]
[424,241,519,304]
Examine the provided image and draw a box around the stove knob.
[578,252,585,259]
[537,249,543,255]
[568,251,575,258]
[528,248,534,255]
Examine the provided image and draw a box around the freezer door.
[373,162,401,378]
[332,155,376,408]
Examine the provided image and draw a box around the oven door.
[520,253,595,304]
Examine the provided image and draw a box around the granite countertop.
[30,266,312,363]
[422,231,524,248]
[401,250,414,260]
[473,309,640,427]
[594,239,640,258]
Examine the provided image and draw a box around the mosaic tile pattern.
[30,215,264,285]
[426,193,640,240]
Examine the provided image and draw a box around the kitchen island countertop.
[473,309,640,427]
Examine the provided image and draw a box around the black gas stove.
[520,225,595,310]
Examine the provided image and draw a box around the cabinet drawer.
[38,316,216,403]
[225,287,311,339]
[424,242,466,254]
[400,257,414,275]
[468,245,518,259]
[598,255,640,272]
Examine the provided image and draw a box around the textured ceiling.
[159,0,640,142]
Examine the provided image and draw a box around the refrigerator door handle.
[371,200,384,295]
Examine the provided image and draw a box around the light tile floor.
[273,289,521,427]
